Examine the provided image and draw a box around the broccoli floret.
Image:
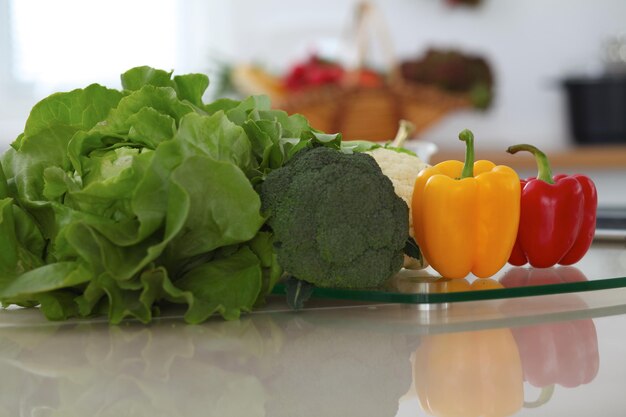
[260,146,408,288]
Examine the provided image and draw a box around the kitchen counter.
[1,241,626,416]
[431,144,626,170]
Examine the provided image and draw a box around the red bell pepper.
[500,267,600,389]
[506,144,597,268]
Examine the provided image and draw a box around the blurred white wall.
[1,0,625,152]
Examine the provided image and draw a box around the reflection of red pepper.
[507,144,597,268]
[499,265,588,287]
[500,267,600,389]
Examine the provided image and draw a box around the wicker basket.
[272,2,473,142]
[274,80,471,141]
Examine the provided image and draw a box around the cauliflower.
[365,147,428,238]
[364,121,430,269]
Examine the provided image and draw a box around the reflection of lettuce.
[0,66,331,323]
[48,360,266,417]
[0,311,413,417]
[0,319,280,417]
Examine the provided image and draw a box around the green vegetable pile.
[0,66,412,324]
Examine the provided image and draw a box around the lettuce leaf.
[0,66,328,323]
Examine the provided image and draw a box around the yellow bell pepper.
[411,130,520,279]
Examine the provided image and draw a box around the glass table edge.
[271,275,626,304]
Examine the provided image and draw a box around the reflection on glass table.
[403,282,600,417]
[0,289,608,417]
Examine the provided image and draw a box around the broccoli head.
[260,146,409,289]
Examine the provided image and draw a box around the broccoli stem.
[459,129,475,179]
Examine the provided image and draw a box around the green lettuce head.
[0,66,330,323]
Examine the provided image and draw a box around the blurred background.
[1,0,625,203]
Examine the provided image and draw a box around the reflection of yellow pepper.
[413,327,524,417]
[412,130,520,279]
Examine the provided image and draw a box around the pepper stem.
[507,144,555,184]
[523,385,555,408]
[459,129,475,179]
